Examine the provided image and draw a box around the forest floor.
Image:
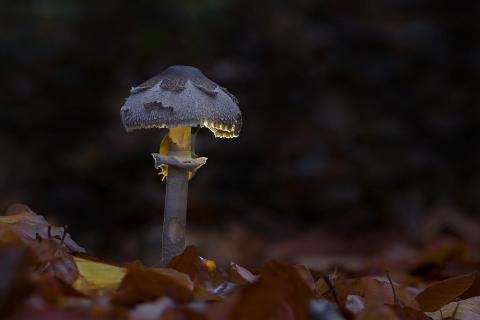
[1,204,480,320]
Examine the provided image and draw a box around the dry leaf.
[32,238,79,284]
[388,305,430,320]
[0,204,85,254]
[167,246,224,289]
[72,256,126,295]
[111,261,194,306]
[0,245,35,317]
[335,276,418,308]
[415,272,476,311]
[426,296,480,320]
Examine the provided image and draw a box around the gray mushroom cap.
[120,65,242,138]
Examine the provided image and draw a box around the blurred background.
[1,0,479,267]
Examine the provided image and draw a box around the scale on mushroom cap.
[120,65,242,264]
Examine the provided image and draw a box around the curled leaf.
[0,204,85,254]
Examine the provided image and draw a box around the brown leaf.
[0,245,35,317]
[30,274,84,306]
[425,296,480,320]
[261,261,315,320]
[388,305,430,320]
[167,246,224,289]
[335,276,418,308]
[160,307,209,320]
[231,261,313,320]
[415,272,476,312]
[314,277,331,298]
[111,261,194,306]
[0,204,85,254]
[231,285,295,320]
[31,238,79,284]
[294,264,316,292]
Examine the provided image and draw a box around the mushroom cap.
[120,65,242,138]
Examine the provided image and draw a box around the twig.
[452,302,460,319]
[386,270,398,305]
[322,274,341,307]
[61,225,68,244]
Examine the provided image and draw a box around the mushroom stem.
[162,127,192,264]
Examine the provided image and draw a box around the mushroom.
[120,65,242,264]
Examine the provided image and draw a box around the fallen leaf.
[0,245,35,317]
[111,261,193,306]
[260,261,315,320]
[314,277,331,298]
[388,305,430,320]
[415,272,476,311]
[72,256,126,295]
[426,296,480,320]
[32,238,79,284]
[0,204,85,254]
[294,264,316,292]
[167,246,224,289]
[335,276,418,308]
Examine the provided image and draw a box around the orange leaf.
[111,261,194,306]
[415,272,477,312]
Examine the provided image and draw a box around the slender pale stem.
[162,127,192,264]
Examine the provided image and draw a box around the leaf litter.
[1,203,480,319]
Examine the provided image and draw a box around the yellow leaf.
[72,256,126,295]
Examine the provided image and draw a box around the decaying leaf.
[72,256,126,295]
[111,261,194,306]
[426,296,480,320]
[0,204,85,254]
[167,245,224,289]
[32,237,79,284]
[335,276,418,308]
[415,272,477,312]
[388,305,430,320]
[0,245,35,317]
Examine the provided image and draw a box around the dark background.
[1,0,479,265]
